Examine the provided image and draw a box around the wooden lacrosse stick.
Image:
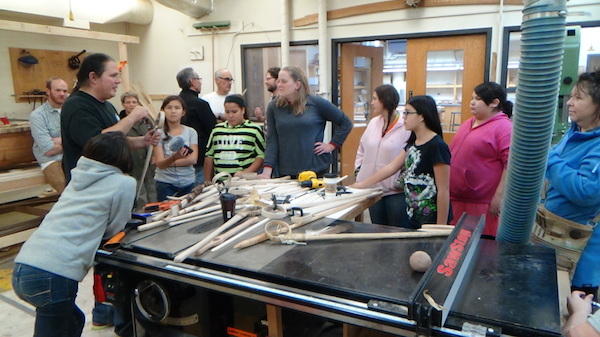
[137,110,164,198]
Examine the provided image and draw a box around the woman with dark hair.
[351,95,451,228]
[449,82,513,237]
[61,53,159,181]
[354,85,411,227]
[12,132,136,337]
[258,66,353,178]
[153,95,198,201]
[546,70,600,299]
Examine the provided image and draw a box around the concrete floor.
[0,246,118,337]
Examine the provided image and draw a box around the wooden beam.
[0,228,36,250]
[266,304,283,337]
[0,19,140,44]
[149,94,171,101]
[294,0,524,27]
[118,42,131,91]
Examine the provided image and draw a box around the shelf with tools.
[426,69,463,106]
[425,69,463,131]
[353,65,372,125]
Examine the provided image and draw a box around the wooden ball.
[409,250,432,273]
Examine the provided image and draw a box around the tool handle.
[103,231,126,251]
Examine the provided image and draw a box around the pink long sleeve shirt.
[449,113,512,203]
[355,115,411,196]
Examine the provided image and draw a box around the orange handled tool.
[143,199,180,212]
[103,218,145,251]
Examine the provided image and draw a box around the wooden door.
[339,44,383,182]
[406,34,487,144]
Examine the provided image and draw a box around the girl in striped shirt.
[204,94,266,180]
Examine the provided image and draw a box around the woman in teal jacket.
[545,69,600,298]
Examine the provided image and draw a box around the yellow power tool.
[298,171,324,189]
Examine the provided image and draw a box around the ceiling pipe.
[155,0,213,19]
[318,0,329,99]
[0,0,154,25]
[281,0,290,67]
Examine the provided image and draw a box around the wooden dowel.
[169,210,221,226]
[137,219,168,231]
[174,211,250,262]
[211,218,270,252]
[286,229,453,242]
[194,216,260,256]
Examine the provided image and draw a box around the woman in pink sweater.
[355,85,411,227]
[449,82,513,237]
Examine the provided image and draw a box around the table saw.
[95,212,561,337]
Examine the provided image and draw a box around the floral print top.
[403,135,451,227]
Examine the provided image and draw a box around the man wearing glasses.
[203,68,234,121]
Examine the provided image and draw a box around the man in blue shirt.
[29,77,69,193]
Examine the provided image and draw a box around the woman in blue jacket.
[545,69,600,298]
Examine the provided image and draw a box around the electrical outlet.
[190,47,204,61]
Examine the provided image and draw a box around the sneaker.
[92,323,114,331]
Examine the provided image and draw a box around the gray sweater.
[15,156,135,282]
[264,95,352,176]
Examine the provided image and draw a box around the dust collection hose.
[496,0,567,243]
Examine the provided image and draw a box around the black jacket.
[179,89,217,166]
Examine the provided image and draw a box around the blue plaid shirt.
[29,101,62,165]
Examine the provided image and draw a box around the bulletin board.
[9,47,88,103]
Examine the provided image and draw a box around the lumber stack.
[0,196,57,249]
[0,122,36,170]
[0,165,52,204]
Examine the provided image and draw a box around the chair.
[449,110,462,131]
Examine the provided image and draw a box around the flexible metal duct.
[496,0,567,243]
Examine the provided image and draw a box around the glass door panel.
[353,56,372,125]
[339,43,383,181]
[425,49,464,131]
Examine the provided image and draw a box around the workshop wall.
[129,0,599,101]
[1,0,598,122]
[0,31,119,120]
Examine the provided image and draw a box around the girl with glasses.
[351,95,451,228]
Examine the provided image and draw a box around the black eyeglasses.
[218,77,234,82]
[403,111,418,117]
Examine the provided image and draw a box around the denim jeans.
[368,193,410,228]
[12,263,84,337]
[155,181,194,202]
[92,301,114,325]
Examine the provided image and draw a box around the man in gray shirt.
[29,77,69,193]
